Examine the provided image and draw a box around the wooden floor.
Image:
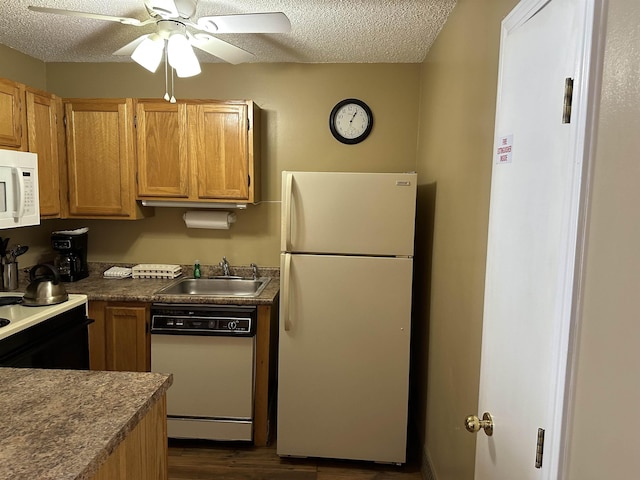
[168,440,424,480]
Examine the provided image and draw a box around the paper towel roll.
[183,211,237,229]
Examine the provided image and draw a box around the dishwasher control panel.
[150,304,256,336]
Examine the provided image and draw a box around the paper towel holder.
[183,210,237,229]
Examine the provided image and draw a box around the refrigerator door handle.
[282,253,292,331]
[281,172,294,252]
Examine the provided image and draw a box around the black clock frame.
[329,98,374,145]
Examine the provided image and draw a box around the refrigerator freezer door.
[277,253,413,463]
[281,171,417,256]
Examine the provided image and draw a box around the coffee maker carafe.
[52,228,89,282]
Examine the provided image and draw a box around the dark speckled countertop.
[55,263,280,306]
[0,368,172,480]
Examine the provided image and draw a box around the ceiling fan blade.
[28,6,155,26]
[189,33,254,65]
[144,0,196,19]
[113,35,149,56]
[195,12,291,34]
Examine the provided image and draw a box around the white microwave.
[0,150,40,230]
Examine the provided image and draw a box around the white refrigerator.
[277,171,417,464]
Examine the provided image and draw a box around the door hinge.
[535,428,545,469]
[562,77,574,124]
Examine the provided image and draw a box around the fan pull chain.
[170,66,176,103]
[163,46,170,102]
[162,40,176,103]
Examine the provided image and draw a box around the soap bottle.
[194,260,201,279]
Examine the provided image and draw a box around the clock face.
[329,99,373,144]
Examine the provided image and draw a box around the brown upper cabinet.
[0,78,26,150]
[2,75,262,219]
[63,98,150,219]
[135,101,189,198]
[26,88,64,218]
[136,100,261,204]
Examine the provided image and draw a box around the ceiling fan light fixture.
[31,3,291,71]
[131,34,164,73]
[167,33,201,78]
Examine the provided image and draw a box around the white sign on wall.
[495,134,513,164]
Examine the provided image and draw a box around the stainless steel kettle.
[22,264,69,306]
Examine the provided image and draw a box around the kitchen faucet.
[220,256,231,276]
[250,263,259,280]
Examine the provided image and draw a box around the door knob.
[464,412,494,436]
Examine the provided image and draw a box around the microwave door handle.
[11,167,25,219]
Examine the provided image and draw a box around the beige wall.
[565,0,640,478]
[0,62,419,268]
[414,0,518,478]
[0,44,46,90]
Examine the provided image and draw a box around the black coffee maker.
[51,228,89,282]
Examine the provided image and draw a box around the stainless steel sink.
[155,277,271,297]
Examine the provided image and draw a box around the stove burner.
[0,318,10,328]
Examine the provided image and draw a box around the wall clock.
[329,98,373,144]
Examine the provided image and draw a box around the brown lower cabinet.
[87,300,278,446]
[88,301,150,372]
[91,394,168,480]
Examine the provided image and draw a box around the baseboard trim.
[421,448,437,480]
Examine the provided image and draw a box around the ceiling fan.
[28,0,292,78]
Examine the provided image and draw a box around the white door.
[472,0,602,478]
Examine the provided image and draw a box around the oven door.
[151,332,255,441]
[0,305,91,369]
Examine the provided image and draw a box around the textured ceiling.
[0,0,456,64]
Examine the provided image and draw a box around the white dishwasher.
[150,303,256,441]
